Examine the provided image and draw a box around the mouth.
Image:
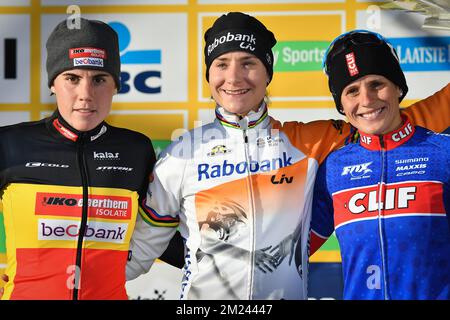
[74,108,96,114]
[221,88,250,95]
[357,106,386,120]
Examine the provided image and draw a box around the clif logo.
[345,52,359,76]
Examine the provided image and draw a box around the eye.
[243,60,255,67]
[93,76,107,84]
[345,87,359,96]
[371,81,384,90]
[65,75,79,83]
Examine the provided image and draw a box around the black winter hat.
[204,12,277,83]
[46,18,121,89]
[324,30,408,114]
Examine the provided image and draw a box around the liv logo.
[109,22,162,94]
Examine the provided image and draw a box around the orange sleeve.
[402,83,450,132]
[275,119,352,165]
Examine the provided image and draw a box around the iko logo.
[35,193,132,220]
[390,36,450,72]
[341,162,373,179]
[109,22,162,94]
[93,151,120,160]
[26,162,69,168]
[38,219,128,243]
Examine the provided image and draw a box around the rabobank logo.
[197,152,293,181]
[389,36,450,72]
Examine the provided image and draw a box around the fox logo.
[342,162,373,177]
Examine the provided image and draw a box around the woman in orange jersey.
[126,12,449,299]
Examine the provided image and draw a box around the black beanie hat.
[46,18,121,89]
[204,12,277,83]
[324,30,408,114]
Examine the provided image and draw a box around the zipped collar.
[359,115,415,151]
[215,102,269,130]
[46,110,109,143]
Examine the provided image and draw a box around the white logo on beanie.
[73,57,104,67]
[207,32,256,56]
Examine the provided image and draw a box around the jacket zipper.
[377,136,389,300]
[242,129,256,299]
[73,136,90,300]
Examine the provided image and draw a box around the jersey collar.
[215,102,269,130]
[359,115,415,151]
[47,110,109,143]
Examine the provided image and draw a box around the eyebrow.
[216,55,257,62]
[61,72,110,77]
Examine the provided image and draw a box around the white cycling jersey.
[127,103,351,299]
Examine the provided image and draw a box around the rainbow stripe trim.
[216,107,268,129]
[139,199,180,227]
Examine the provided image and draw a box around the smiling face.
[341,74,403,135]
[51,69,116,131]
[208,51,269,116]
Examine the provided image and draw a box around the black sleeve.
[158,231,185,269]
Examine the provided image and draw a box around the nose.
[359,86,376,107]
[77,79,94,101]
[225,61,243,85]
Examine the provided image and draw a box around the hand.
[270,234,295,267]
[255,246,279,273]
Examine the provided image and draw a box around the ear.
[398,88,403,97]
[50,86,56,94]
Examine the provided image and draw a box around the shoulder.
[0,118,46,138]
[275,118,348,133]
[324,142,357,162]
[106,124,153,146]
[418,126,450,145]
[162,122,221,160]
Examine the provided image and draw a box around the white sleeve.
[126,148,185,281]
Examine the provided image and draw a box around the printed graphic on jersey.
[35,193,132,220]
[190,160,308,299]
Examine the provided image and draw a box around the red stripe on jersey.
[332,181,445,228]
